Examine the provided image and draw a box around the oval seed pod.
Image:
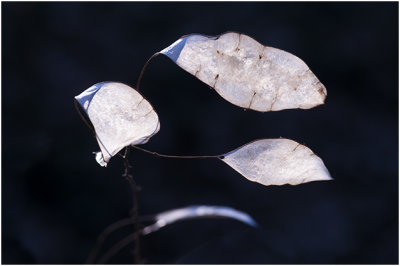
[160,32,327,112]
[221,138,332,186]
[75,82,160,166]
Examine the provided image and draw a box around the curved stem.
[86,218,135,264]
[86,214,157,263]
[136,53,160,91]
[131,145,224,160]
[97,233,136,264]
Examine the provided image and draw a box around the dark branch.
[97,233,136,264]
[86,217,135,264]
[120,146,142,264]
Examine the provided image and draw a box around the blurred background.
[2,2,398,264]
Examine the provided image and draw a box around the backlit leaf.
[75,82,160,166]
[160,32,327,112]
[221,138,332,186]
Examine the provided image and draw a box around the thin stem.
[120,146,142,264]
[97,233,136,264]
[86,218,135,264]
[86,214,157,264]
[136,53,160,92]
[131,145,224,160]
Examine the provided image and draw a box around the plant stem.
[136,53,160,92]
[97,233,136,264]
[131,145,224,160]
[86,217,135,264]
[121,147,142,264]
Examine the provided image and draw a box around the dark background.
[2,2,398,264]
